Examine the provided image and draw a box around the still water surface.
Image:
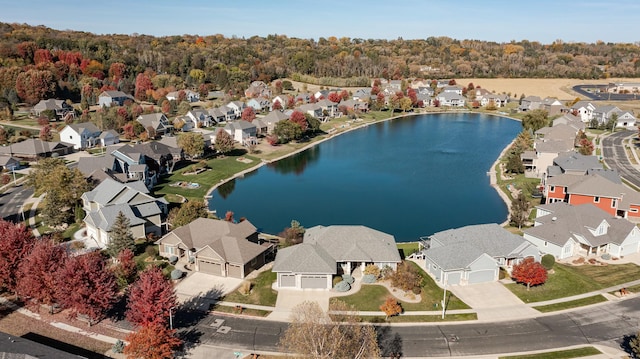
[210,113,520,242]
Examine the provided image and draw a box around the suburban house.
[479,93,509,108]
[442,85,463,95]
[207,107,229,123]
[136,113,171,136]
[226,101,246,118]
[0,139,74,161]
[82,178,168,247]
[247,97,271,113]
[98,90,133,107]
[273,225,401,290]
[592,105,637,127]
[546,152,602,177]
[543,171,640,220]
[224,120,257,145]
[518,96,542,112]
[272,95,289,109]
[521,124,577,176]
[31,99,75,120]
[523,202,640,259]
[245,81,271,98]
[352,88,372,101]
[115,141,183,176]
[436,92,465,107]
[570,101,596,122]
[541,97,568,116]
[296,103,323,118]
[155,218,273,279]
[185,109,213,128]
[173,116,195,132]
[77,148,141,185]
[166,89,199,103]
[257,110,289,134]
[606,82,640,93]
[100,130,120,147]
[420,224,540,286]
[552,114,585,132]
[339,99,369,113]
[316,99,340,118]
[0,156,20,171]
[59,122,102,149]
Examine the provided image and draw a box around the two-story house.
[59,122,102,150]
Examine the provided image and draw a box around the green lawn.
[506,263,640,303]
[222,270,278,307]
[499,346,601,359]
[361,313,477,323]
[210,304,271,317]
[397,242,420,258]
[533,295,607,313]
[333,262,469,312]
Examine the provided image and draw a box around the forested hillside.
[0,22,639,106]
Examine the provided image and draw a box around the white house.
[59,122,102,149]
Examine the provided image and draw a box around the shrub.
[332,276,342,287]
[342,274,354,284]
[541,254,555,270]
[601,253,612,260]
[169,255,178,265]
[334,281,351,292]
[362,274,377,284]
[363,264,381,278]
[145,245,158,257]
[170,269,183,280]
[238,281,252,295]
[112,340,125,354]
[380,265,394,279]
[411,286,422,295]
[390,262,423,292]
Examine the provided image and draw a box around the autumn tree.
[510,192,530,229]
[0,221,36,294]
[289,110,308,132]
[39,124,53,141]
[279,300,379,359]
[214,128,234,155]
[107,211,136,258]
[274,120,302,143]
[241,107,256,122]
[511,257,547,290]
[380,297,403,320]
[522,109,549,131]
[56,251,118,326]
[166,200,209,228]
[135,73,153,101]
[124,322,182,359]
[177,132,204,159]
[328,92,342,103]
[578,137,594,155]
[15,69,56,104]
[114,248,138,289]
[16,237,68,313]
[272,99,282,111]
[126,266,177,328]
[390,261,423,293]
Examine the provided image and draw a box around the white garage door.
[280,274,296,287]
[468,269,496,284]
[301,275,327,289]
[446,272,461,285]
[228,264,242,278]
[198,260,222,275]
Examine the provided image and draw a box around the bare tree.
[279,300,380,359]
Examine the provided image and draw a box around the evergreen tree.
[510,192,530,229]
[107,211,136,258]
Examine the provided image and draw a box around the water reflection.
[217,178,236,199]
[267,146,320,175]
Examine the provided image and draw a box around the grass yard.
[210,304,271,317]
[506,263,640,303]
[333,261,469,312]
[397,242,420,258]
[222,270,278,307]
[498,346,601,359]
[533,295,608,313]
[361,313,477,323]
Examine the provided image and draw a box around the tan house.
[155,218,273,278]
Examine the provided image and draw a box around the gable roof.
[0,139,73,157]
[82,178,151,206]
[85,203,147,232]
[303,225,401,263]
[424,242,489,270]
[64,122,101,135]
[273,243,336,274]
[526,203,636,247]
[553,152,602,173]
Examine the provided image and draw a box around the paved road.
[602,130,640,189]
[0,184,33,223]
[572,85,640,101]
[180,297,640,357]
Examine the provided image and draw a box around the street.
[602,130,640,189]
[0,184,33,223]
[178,297,640,357]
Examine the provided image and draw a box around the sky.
[0,0,638,44]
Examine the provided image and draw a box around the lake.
[209,112,521,242]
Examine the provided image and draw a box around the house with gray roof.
[0,139,74,161]
[31,99,74,120]
[223,120,257,145]
[421,224,539,286]
[273,225,401,290]
[546,151,602,177]
[59,122,102,149]
[570,101,596,122]
[524,202,640,260]
[136,113,171,136]
[98,90,133,107]
[155,218,272,278]
[257,110,289,135]
[518,96,542,112]
[82,178,167,248]
[436,92,465,107]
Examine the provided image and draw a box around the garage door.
[468,269,496,284]
[301,275,327,289]
[446,272,461,285]
[228,264,242,278]
[198,260,222,275]
[280,274,296,287]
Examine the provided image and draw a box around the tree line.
[0,22,639,107]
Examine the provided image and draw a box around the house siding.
[569,194,617,215]
[523,232,565,259]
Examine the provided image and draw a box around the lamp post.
[441,278,447,319]
[169,306,176,330]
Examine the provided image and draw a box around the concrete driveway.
[174,272,243,311]
[266,286,333,322]
[448,281,539,322]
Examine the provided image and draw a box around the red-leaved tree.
[289,110,308,132]
[16,237,68,312]
[0,220,36,294]
[241,107,256,122]
[126,266,177,328]
[124,322,182,359]
[56,251,118,326]
[114,248,138,289]
[272,100,282,111]
[135,73,153,101]
[328,92,342,103]
[511,257,547,290]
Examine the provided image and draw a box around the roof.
[157,218,267,265]
[303,225,401,263]
[32,99,67,111]
[85,203,147,232]
[535,124,577,141]
[0,329,79,358]
[225,120,256,131]
[0,139,73,156]
[273,243,336,274]
[137,113,168,130]
[424,242,488,270]
[77,154,118,176]
[526,203,636,247]
[64,121,101,135]
[100,90,130,98]
[553,152,602,173]
[82,178,152,206]
[535,139,574,153]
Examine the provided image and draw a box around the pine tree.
[510,192,530,229]
[126,267,177,328]
[107,211,136,258]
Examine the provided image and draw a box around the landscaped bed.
[222,270,278,307]
[506,262,640,303]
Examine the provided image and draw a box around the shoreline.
[204,109,521,231]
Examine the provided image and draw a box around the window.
[550,186,555,193]
[544,241,548,247]
[164,245,175,255]
[631,208,639,213]
[594,196,600,203]
[562,187,566,194]
[251,257,257,266]
[612,199,617,208]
